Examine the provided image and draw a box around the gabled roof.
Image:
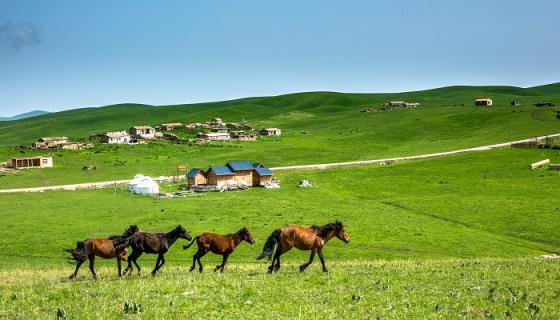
[226,160,254,171]
[160,123,183,127]
[186,168,205,178]
[254,167,273,176]
[131,125,155,130]
[252,162,264,168]
[103,131,130,138]
[208,166,235,176]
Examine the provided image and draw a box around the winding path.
[1,133,558,194]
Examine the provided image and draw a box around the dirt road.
[1,133,558,194]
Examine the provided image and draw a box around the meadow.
[1,84,560,189]
[0,148,559,318]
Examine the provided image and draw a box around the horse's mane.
[310,221,342,238]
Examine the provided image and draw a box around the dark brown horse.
[256,221,350,273]
[183,227,255,273]
[123,225,192,277]
[66,225,139,279]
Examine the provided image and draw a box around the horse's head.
[335,221,350,243]
[176,225,193,241]
[239,227,255,245]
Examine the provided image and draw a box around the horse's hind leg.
[317,248,328,272]
[299,249,316,273]
[88,256,97,280]
[273,251,282,273]
[69,260,84,279]
[117,259,122,277]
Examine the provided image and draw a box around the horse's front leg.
[88,256,97,280]
[69,260,84,279]
[317,248,328,272]
[215,254,229,273]
[152,253,165,276]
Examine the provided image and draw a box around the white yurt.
[127,174,160,195]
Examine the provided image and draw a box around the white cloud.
[0,22,41,50]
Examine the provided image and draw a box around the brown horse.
[66,225,139,280]
[183,227,255,273]
[123,225,192,277]
[256,221,350,273]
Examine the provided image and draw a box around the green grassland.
[0,148,559,318]
[1,84,560,189]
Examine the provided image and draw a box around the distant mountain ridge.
[0,110,51,121]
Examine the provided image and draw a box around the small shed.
[159,123,184,131]
[130,126,156,139]
[511,101,521,106]
[259,128,282,136]
[101,131,131,144]
[226,161,254,186]
[206,166,235,186]
[474,98,493,106]
[6,156,53,169]
[33,137,69,149]
[197,132,231,141]
[253,167,273,186]
[187,168,207,186]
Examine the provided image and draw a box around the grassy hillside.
[0,148,559,318]
[0,148,558,269]
[1,84,559,189]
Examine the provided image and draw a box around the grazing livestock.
[183,227,255,273]
[257,221,350,273]
[66,225,139,280]
[123,225,192,277]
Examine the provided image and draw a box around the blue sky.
[1,0,559,117]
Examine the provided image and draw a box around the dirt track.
[1,133,558,194]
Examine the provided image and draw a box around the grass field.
[0,148,559,318]
[1,85,559,189]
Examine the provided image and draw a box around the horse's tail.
[113,225,139,251]
[183,236,198,250]
[65,241,88,262]
[256,229,280,261]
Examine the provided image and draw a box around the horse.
[256,221,350,273]
[183,227,255,273]
[123,225,192,277]
[66,225,139,280]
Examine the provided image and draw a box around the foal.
[66,225,139,279]
[183,227,255,273]
[257,221,350,273]
[123,225,192,276]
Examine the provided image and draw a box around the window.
[42,158,49,164]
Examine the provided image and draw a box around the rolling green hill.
[0,84,559,189]
[0,84,559,145]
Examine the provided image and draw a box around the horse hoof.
[322,269,329,273]
[69,275,75,280]
[198,269,203,273]
[299,267,305,273]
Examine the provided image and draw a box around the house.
[388,101,406,107]
[511,101,521,106]
[206,166,236,186]
[6,156,53,169]
[186,168,207,186]
[534,102,555,107]
[404,102,421,108]
[474,98,493,106]
[226,161,254,186]
[32,137,69,149]
[62,143,93,150]
[230,132,256,141]
[129,126,156,139]
[100,131,131,144]
[259,128,282,136]
[209,117,225,127]
[159,123,184,131]
[197,132,231,141]
[211,128,230,133]
[253,167,273,186]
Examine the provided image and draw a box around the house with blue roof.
[253,166,273,186]
[226,160,254,186]
[206,166,235,186]
[186,168,207,186]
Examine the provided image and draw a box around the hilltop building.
[130,126,156,139]
[32,137,69,149]
[474,98,493,106]
[158,123,184,131]
[101,131,131,144]
[259,128,282,136]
